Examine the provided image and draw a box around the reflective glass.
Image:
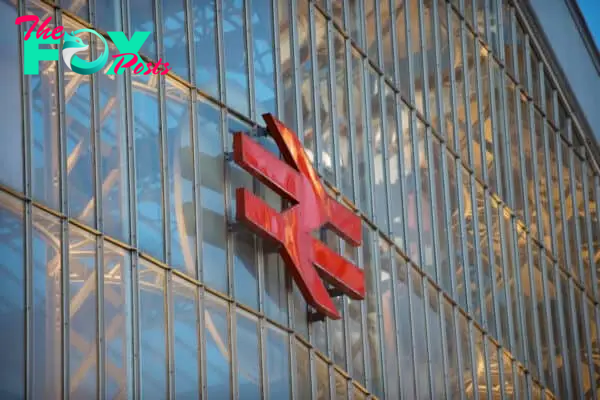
[138,261,167,398]
[95,0,122,32]
[265,325,290,399]
[236,309,261,399]
[172,278,200,398]
[162,0,190,80]
[427,284,445,397]
[166,80,196,276]
[443,300,461,398]
[68,226,97,398]
[295,340,311,400]
[379,240,398,399]
[192,0,220,97]
[223,0,250,116]
[32,207,63,399]
[205,294,231,399]
[278,0,296,130]
[335,31,353,201]
[103,243,133,399]
[369,74,388,232]
[335,371,348,400]
[316,356,330,400]
[410,266,431,398]
[129,0,157,58]
[251,0,275,117]
[0,193,24,398]
[0,0,23,192]
[133,74,164,261]
[298,1,315,160]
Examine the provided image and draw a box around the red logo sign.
[232,114,365,319]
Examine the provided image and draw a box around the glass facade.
[0,0,599,398]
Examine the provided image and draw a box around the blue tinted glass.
[192,0,220,97]
[95,0,122,32]
[205,294,231,399]
[236,310,261,399]
[223,0,249,116]
[138,261,167,398]
[162,0,190,80]
[0,193,24,399]
[0,1,23,192]
[251,0,275,116]
[266,326,290,399]
[172,278,200,397]
[133,74,164,261]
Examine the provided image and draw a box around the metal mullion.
[157,75,170,265]
[362,59,376,222]
[258,318,266,399]
[510,219,528,365]
[416,0,431,120]
[410,112,425,267]
[445,2,461,153]
[165,271,175,398]
[309,348,318,400]
[406,264,422,399]
[431,0,446,140]
[459,20,474,169]
[581,273,597,398]
[555,126,572,274]
[437,292,451,400]
[95,234,105,400]
[527,99,546,249]
[327,18,340,191]
[526,236,544,384]
[540,254,558,391]
[523,33,533,99]
[582,162,598,299]
[131,252,141,400]
[466,322,480,400]
[215,0,226,103]
[595,175,600,299]
[566,279,583,397]
[289,0,304,143]
[358,246,370,389]
[393,96,408,251]
[484,193,501,340]
[566,120,585,285]
[386,250,404,397]
[231,304,239,400]
[379,77,393,237]
[554,264,573,399]
[370,235,387,397]
[222,109,235,297]
[498,207,516,353]
[456,164,473,315]
[308,2,322,171]
[372,0,383,70]
[422,279,437,400]
[474,40,488,184]
[272,0,283,120]
[288,333,297,400]
[403,0,416,108]
[344,36,359,207]
[482,333,493,400]
[60,218,70,400]
[244,0,256,120]
[541,120,559,268]
[498,71,516,215]
[453,306,467,400]
[386,0,400,86]
[470,177,487,331]
[513,81,531,229]
[196,288,207,400]
[187,92,203,285]
[426,129,441,284]
[440,150,458,299]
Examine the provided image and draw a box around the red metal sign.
[232,114,365,319]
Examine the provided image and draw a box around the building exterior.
[0,0,599,398]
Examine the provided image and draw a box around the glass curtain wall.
[0,0,599,398]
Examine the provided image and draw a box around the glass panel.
[228,117,258,308]
[466,33,481,179]
[515,21,527,89]
[129,0,157,59]
[236,309,260,399]
[521,97,536,236]
[63,25,95,228]
[133,74,164,261]
[166,80,196,276]
[418,124,434,276]
[295,340,311,399]
[363,225,383,396]
[251,0,275,116]
[97,42,130,243]
[394,0,409,98]
[437,0,453,146]
[32,207,62,399]
[349,0,363,47]
[463,170,480,321]
[278,0,295,130]
[265,325,290,399]
[138,261,167,398]
[473,328,489,399]
[298,0,315,160]
[452,13,469,164]
[335,371,348,399]
[503,5,514,77]
[428,284,445,397]
[409,0,424,113]
[403,113,418,262]
[560,138,575,278]
[487,340,502,399]
[476,184,494,336]
[172,277,200,398]
[586,299,599,400]
[0,0,23,192]
[443,300,461,398]
[506,80,525,219]
[411,266,430,398]
[192,0,219,97]
[387,91,404,248]
[423,0,438,131]
[315,12,334,183]
[28,3,60,210]
[68,226,97,398]
[96,0,122,32]
[335,32,353,201]
[447,150,467,308]
[352,51,372,218]
[545,257,561,397]
[491,200,509,347]
[532,245,550,386]
[316,356,330,400]
[380,0,394,79]
[364,0,378,64]
[395,253,417,398]
[432,137,451,292]
[503,354,514,398]
[197,100,227,292]
[380,239,398,398]
[0,194,24,398]
[162,0,190,80]
[559,271,578,398]
[223,0,249,116]
[103,243,133,400]
[63,0,89,20]
[491,61,508,199]
[517,230,538,377]
[369,74,388,232]
[205,294,231,399]
[458,313,474,399]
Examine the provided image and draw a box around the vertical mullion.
[394,96,408,252]
[426,131,441,283]
[527,236,544,383]
[498,207,516,353]
[230,304,239,400]
[511,220,528,365]
[432,0,446,139]
[387,0,400,86]
[453,307,467,400]
[474,40,488,184]
[289,0,304,142]
[386,250,403,397]
[96,235,105,400]
[309,3,322,171]
[406,264,421,399]
[446,3,460,153]
[245,0,256,121]
[459,19,473,169]
[190,92,203,284]
[404,0,416,107]
[567,120,585,285]
[467,323,480,400]
[539,254,558,392]
[417,0,430,119]
[411,112,424,266]
[423,279,437,399]
[554,264,573,398]
[441,150,458,299]
[438,293,451,400]
[198,288,207,400]
[215,0,226,103]
[131,253,141,400]
[567,279,583,396]
[379,78,392,237]
[165,271,175,399]
[456,164,473,314]
[582,162,599,300]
